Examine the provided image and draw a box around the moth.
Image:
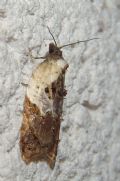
[20,27,98,168]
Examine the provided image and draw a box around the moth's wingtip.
[47,158,56,169]
[48,161,56,169]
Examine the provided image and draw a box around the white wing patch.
[27,58,67,115]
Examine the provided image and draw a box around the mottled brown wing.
[20,73,66,168]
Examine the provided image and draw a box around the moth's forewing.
[20,50,68,168]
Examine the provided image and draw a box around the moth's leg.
[28,48,45,61]
[26,45,45,61]
[21,82,28,87]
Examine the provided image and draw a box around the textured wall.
[0,0,120,181]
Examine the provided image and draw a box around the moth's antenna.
[47,26,57,46]
[59,38,100,49]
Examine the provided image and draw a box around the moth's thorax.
[27,58,68,115]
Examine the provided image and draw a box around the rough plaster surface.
[0,0,120,181]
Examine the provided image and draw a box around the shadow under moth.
[20,27,98,169]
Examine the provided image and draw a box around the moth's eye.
[56,50,62,56]
[49,43,55,53]
[45,87,49,93]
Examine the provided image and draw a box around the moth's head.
[47,26,99,59]
[49,43,62,57]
